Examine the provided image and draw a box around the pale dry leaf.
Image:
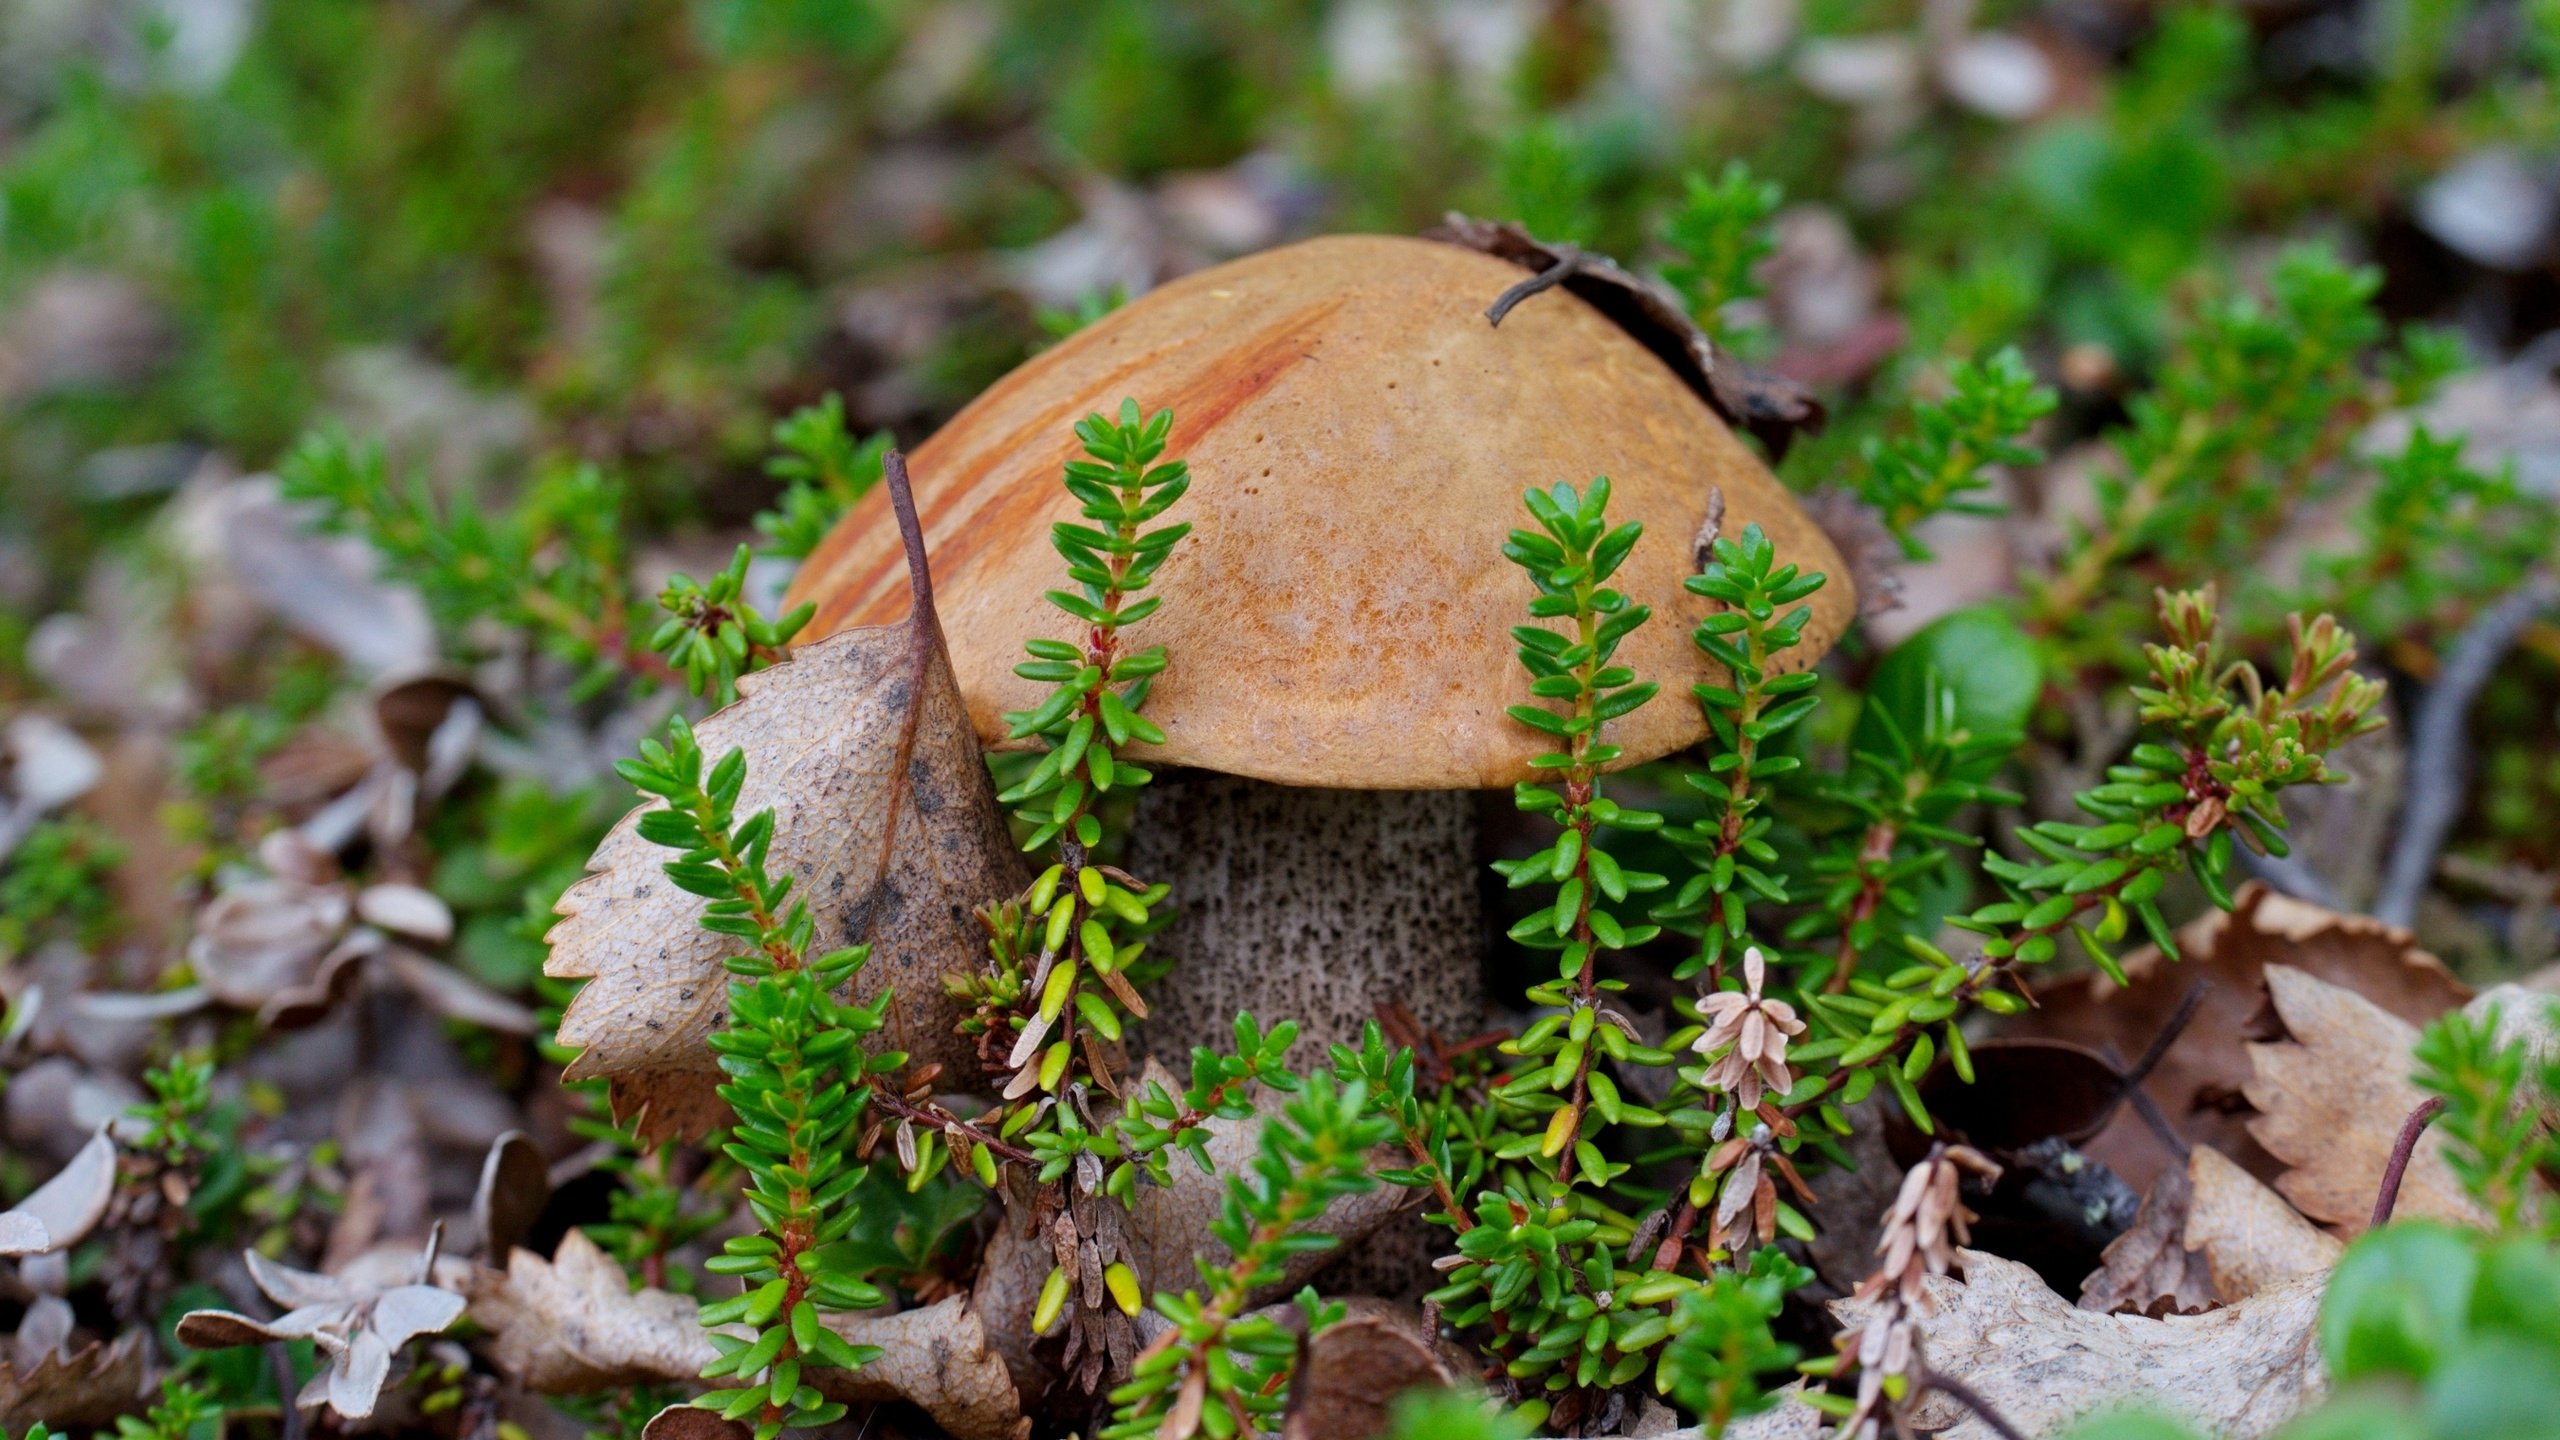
[0,1329,150,1430]
[2079,1159,2216,1317]
[0,1128,117,1257]
[2021,883,2468,1193]
[1836,1250,2327,1439]
[547,487,1026,1139]
[2243,964,2491,1236]
[472,1229,1027,1440]
[2184,1146,2340,1302]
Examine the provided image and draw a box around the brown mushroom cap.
[788,234,1856,790]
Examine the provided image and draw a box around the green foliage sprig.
[1782,588,2384,1144]
[1657,1248,1812,1433]
[2412,1003,2558,1235]
[756,394,889,561]
[953,401,1189,1130]
[1490,476,1668,1187]
[1654,524,1825,983]
[1101,1076,1391,1440]
[1659,163,1782,352]
[2020,248,2409,656]
[652,545,815,703]
[0,816,125,954]
[616,717,900,1439]
[1858,347,2056,556]
[281,430,815,705]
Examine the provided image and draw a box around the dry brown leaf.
[473,1230,709,1392]
[0,1128,117,1257]
[1279,1299,1465,1440]
[0,1329,150,1430]
[2244,964,2491,1235]
[2018,883,2468,1193]
[2079,1159,2216,1317]
[548,475,1027,1138]
[2185,1146,2340,1301]
[641,1405,750,1440]
[471,1131,550,1260]
[472,1229,1027,1440]
[1837,1250,2327,1439]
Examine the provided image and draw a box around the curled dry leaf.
[547,491,1026,1138]
[470,1229,1027,1440]
[471,1130,551,1260]
[2079,1157,2217,1318]
[177,1232,467,1420]
[1278,1298,1466,1440]
[0,1329,149,1431]
[0,1128,117,1257]
[2019,883,2469,1193]
[2080,1144,2345,1318]
[1833,1250,2327,1439]
[641,1404,750,1440]
[2244,964,2496,1235]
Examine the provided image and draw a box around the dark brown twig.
[2090,979,2209,1142]
[1919,1369,2031,1440]
[1482,248,1588,326]
[2370,1096,2447,1229]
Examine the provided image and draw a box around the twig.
[2090,979,2207,1141]
[2377,570,2560,927]
[2238,847,2341,909]
[1918,1368,2031,1440]
[2369,1096,2447,1229]
[1483,248,1586,326]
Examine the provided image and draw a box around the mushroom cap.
[787,234,1856,790]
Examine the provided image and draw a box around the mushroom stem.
[1124,772,1489,1060]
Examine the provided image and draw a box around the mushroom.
[786,234,1855,1057]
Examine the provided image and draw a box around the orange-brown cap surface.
[787,234,1856,790]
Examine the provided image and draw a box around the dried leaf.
[1279,1299,1463,1440]
[0,1128,117,1257]
[2184,1146,2340,1302]
[472,1230,709,1392]
[1837,1250,2327,1438]
[471,1131,551,1259]
[2079,1159,2216,1318]
[472,1230,1028,1440]
[641,1405,750,1440]
[179,1233,466,1420]
[2244,965,2496,1235]
[548,481,1026,1138]
[0,1329,149,1431]
[2019,883,2469,1193]
[1426,213,1824,457]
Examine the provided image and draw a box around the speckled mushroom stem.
[1123,772,1491,1062]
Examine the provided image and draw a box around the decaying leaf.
[2183,1146,2340,1301]
[548,474,1026,1139]
[470,1130,550,1259]
[1426,213,1826,457]
[470,1229,1028,1440]
[2019,883,2469,1192]
[1279,1298,1465,1440]
[470,1229,713,1392]
[1838,1250,2326,1438]
[177,1229,468,1420]
[2079,1157,2216,1318]
[0,1128,117,1257]
[2243,964,2492,1235]
[0,1329,149,1431]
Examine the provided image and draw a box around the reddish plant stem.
[2370,1096,2447,1229]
